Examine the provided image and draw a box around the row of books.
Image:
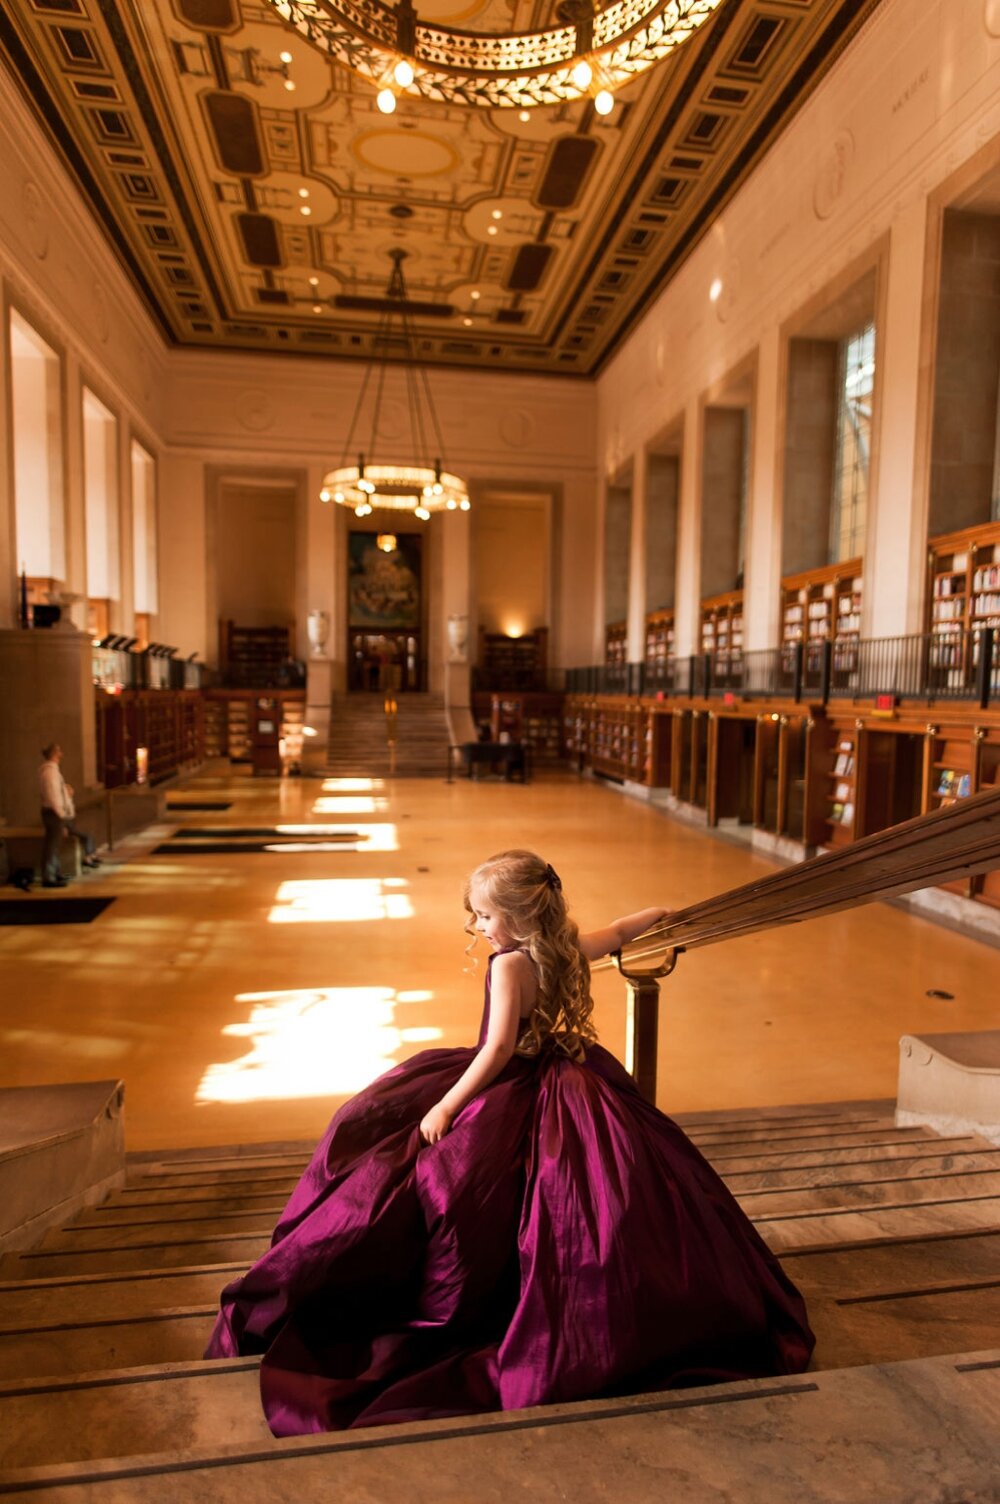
[937,769,971,798]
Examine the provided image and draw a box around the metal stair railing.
[593,785,1000,1103]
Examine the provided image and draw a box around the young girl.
[206,849,814,1434]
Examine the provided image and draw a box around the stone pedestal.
[897,1030,1000,1146]
[0,627,97,823]
[306,657,333,762]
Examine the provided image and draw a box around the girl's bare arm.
[419,951,532,1143]
[579,907,669,961]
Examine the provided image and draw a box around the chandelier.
[265,0,722,112]
[319,249,470,520]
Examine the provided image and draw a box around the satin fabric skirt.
[205,1042,814,1435]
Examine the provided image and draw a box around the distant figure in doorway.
[39,742,100,887]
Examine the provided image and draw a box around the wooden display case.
[927,521,1000,694]
[563,697,670,787]
[95,689,205,789]
[780,559,863,680]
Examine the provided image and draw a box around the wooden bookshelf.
[563,696,670,787]
[700,591,743,673]
[781,559,863,678]
[928,521,1000,694]
[605,621,627,670]
[644,609,675,675]
[220,621,293,689]
[824,728,858,846]
[203,689,306,765]
[95,689,205,789]
[470,692,565,762]
[477,628,548,690]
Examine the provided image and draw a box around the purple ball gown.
[206,948,815,1434]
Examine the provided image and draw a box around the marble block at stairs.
[0,1081,125,1252]
[897,1032,1000,1147]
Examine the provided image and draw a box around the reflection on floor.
[1,766,999,1150]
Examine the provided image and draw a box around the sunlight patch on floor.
[268,877,412,923]
[321,778,385,792]
[311,796,385,814]
[195,986,442,1102]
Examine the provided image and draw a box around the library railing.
[592,784,1000,1102]
[569,626,998,707]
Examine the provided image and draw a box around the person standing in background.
[39,743,100,888]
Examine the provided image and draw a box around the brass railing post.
[612,948,679,1104]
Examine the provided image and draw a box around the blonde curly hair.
[464,849,596,1061]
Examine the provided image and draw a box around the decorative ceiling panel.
[0,0,883,374]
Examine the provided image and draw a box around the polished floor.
[2,766,999,1151]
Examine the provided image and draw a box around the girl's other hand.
[419,1103,453,1144]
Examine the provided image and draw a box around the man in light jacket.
[39,743,100,888]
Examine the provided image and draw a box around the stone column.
[157,453,207,662]
[304,464,338,742]
[626,451,648,666]
[63,355,88,634]
[867,198,930,638]
[0,628,95,821]
[0,310,14,629]
[744,325,783,651]
[441,506,471,714]
[673,401,702,658]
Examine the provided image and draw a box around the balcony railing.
[570,626,998,707]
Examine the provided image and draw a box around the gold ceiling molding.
[266,0,721,109]
[0,0,885,375]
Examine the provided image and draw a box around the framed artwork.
[348,532,422,629]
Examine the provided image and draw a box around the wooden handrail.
[595,784,1000,974]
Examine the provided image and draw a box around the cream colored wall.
[473,492,549,638]
[596,0,1000,653]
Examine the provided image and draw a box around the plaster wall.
[596,0,1000,650]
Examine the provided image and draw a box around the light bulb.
[309,276,319,286]
[491,209,503,220]
[518,109,530,123]
[459,499,471,511]
[709,278,723,303]
[300,206,311,216]
[319,489,330,502]
[446,499,457,510]
[298,188,310,198]
[377,87,397,114]
[280,51,293,64]
[571,58,592,90]
[471,289,480,300]
[415,506,430,520]
[284,78,296,91]
[393,58,414,87]
[423,484,433,498]
[432,481,443,495]
[334,491,344,503]
[594,89,614,116]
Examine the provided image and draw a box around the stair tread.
[0,1265,241,1327]
[780,1229,1000,1295]
[0,1352,998,1501]
[761,1195,1000,1251]
[736,1167,1000,1215]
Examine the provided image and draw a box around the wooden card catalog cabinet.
[251,696,281,776]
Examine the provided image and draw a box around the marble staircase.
[323,693,451,778]
[2,1102,1000,1499]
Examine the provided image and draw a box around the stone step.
[721,1144,1000,1189]
[129,1153,310,1180]
[688,1122,931,1149]
[759,1193,1000,1252]
[703,1128,943,1162]
[3,1232,269,1278]
[811,1284,1000,1368]
[39,1211,277,1252]
[707,1135,987,1175]
[0,1263,243,1327]
[780,1228,1000,1297]
[736,1167,1000,1216]
[104,1179,300,1208]
[0,1358,268,1470]
[64,1193,289,1227]
[0,1306,217,1382]
[0,1351,997,1502]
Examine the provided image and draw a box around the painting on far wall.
[348,531,422,630]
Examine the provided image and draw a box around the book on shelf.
[831,801,844,821]
[835,781,850,801]
[957,773,971,798]
[841,802,854,825]
[937,769,955,796]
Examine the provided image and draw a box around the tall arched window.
[131,440,157,644]
[10,310,65,603]
[83,387,119,640]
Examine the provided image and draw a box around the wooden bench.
[0,825,83,880]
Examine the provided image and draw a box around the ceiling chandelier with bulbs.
[265,0,722,113]
[319,248,471,522]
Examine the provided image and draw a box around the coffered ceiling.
[0,0,883,375]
